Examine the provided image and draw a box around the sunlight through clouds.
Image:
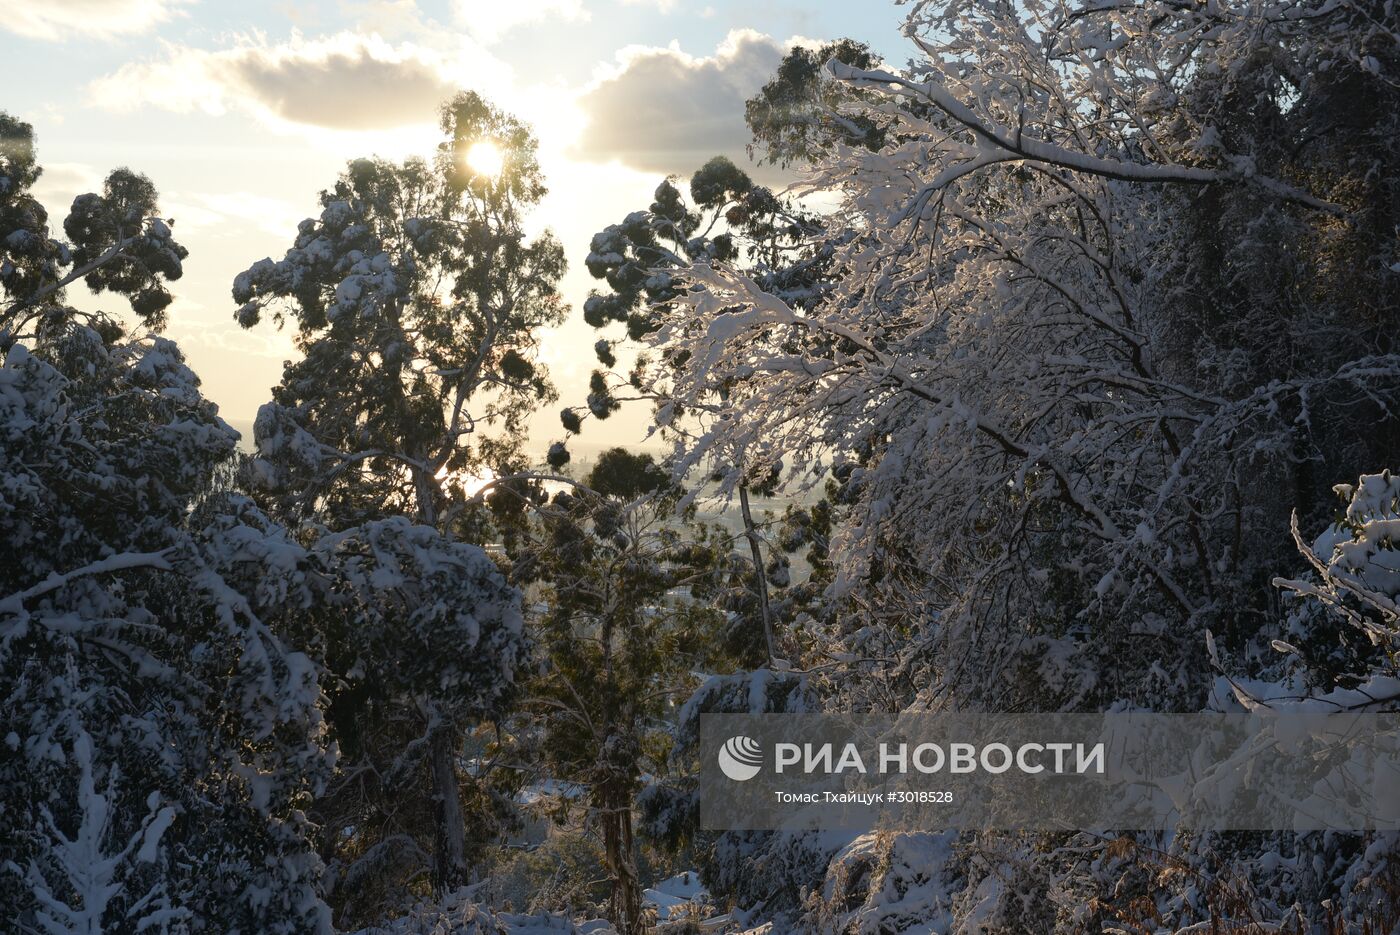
[4,0,1390,926]
[37,0,847,450]
[81,21,593,165]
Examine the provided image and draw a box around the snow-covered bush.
[312,517,525,713]
[0,328,336,932]
[347,885,620,935]
[1276,471,1400,674]
[9,728,185,934]
[803,831,960,933]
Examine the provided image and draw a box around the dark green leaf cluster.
[562,155,828,447]
[744,39,886,168]
[64,168,187,328]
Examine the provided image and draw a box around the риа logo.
[718,736,763,781]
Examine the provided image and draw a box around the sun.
[436,464,497,499]
[463,139,505,179]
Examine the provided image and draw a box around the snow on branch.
[827,49,1344,216]
[0,551,174,618]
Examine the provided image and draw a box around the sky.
[0,0,911,455]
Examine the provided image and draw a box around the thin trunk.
[739,483,777,665]
[5,237,132,317]
[601,784,644,935]
[429,727,470,893]
[413,463,472,894]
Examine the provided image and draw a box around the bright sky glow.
[438,463,497,499]
[0,0,910,457]
[463,139,505,178]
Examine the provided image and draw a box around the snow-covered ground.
[644,870,719,926]
[354,872,742,934]
[351,886,617,934]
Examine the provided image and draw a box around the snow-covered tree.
[619,0,1399,926]
[571,154,828,426]
[567,153,847,670]
[233,92,559,906]
[744,39,888,169]
[11,728,184,935]
[1,112,333,932]
[649,0,1400,714]
[3,119,187,335]
[306,517,526,926]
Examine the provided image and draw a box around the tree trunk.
[601,784,645,935]
[429,723,470,894]
[739,483,776,665]
[413,464,472,895]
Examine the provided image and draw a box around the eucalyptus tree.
[554,153,859,927]
[3,115,188,337]
[233,92,564,899]
[559,154,839,673]
[1,113,333,933]
[744,39,887,168]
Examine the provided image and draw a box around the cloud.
[166,312,297,360]
[452,0,589,42]
[0,0,191,41]
[162,191,309,238]
[30,162,104,219]
[89,32,493,131]
[570,30,786,177]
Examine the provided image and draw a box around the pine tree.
[518,449,728,934]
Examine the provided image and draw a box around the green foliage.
[560,148,827,453]
[0,114,67,306]
[2,112,188,339]
[64,168,187,329]
[232,90,563,915]
[689,156,753,209]
[744,39,885,168]
[235,90,566,525]
[587,448,671,499]
[515,450,734,932]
